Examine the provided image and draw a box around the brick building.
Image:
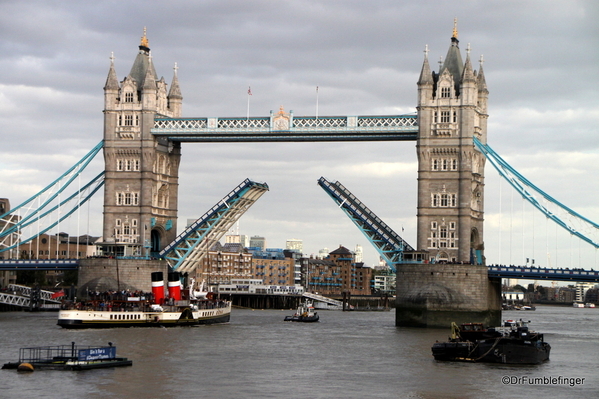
[302,245,372,296]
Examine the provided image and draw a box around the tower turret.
[168,63,183,117]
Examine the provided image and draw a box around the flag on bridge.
[51,290,65,299]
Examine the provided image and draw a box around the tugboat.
[284,301,319,322]
[57,272,231,328]
[431,319,550,364]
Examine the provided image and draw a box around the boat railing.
[61,298,231,312]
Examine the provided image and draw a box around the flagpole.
[316,85,319,119]
[247,86,252,119]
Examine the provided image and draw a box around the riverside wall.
[395,263,502,327]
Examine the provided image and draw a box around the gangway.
[302,292,343,309]
[318,177,413,272]
[160,178,269,273]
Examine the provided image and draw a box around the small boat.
[431,319,550,364]
[585,303,595,308]
[573,302,585,308]
[57,272,231,329]
[2,342,132,371]
[284,301,319,322]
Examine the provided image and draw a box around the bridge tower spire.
[101,29,183,256]
[415,25,489,264]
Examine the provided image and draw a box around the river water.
[0,305,597,398]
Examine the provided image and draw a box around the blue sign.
[78,346,116,361]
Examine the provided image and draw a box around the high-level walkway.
[151,114,418,142]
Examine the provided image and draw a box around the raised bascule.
[3,25,598,325]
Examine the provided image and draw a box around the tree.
[513,284,527,292]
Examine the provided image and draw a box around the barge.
[432,319,550,364]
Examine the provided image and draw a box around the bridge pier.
[395,263,501,328]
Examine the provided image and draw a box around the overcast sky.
[1,0,598,268]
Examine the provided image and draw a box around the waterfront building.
[250,248,295,286]
[249,235,266,251]
[285,238,303,254]
[225,234,249,247]
[373,271,396,295]
[575,282,595,303]
[318,247,329,259]
[194,242,253,285]
[15,233,100,260]
[354,244,363,263]
[0,199,18,287]
[302,245,373,296]
[301,257,340,296]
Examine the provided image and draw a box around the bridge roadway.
[0,259,79,271]
[487,265,599,282]
[1,259,598,282]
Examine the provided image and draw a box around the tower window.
[441,87,451,98]
[431,193,457,208]
[440,194,448,207]
[125,92,134,103]
[124,115,133,126]
[440,111,450,123]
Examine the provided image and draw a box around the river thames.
[0,305,596,398]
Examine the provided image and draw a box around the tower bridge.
[2,26,597,326]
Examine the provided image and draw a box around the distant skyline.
[1,1,598,267]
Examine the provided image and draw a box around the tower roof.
[441,19,464,93]
[129,28,158,87]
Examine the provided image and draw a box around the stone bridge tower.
[396,24,501,327]
[102,29,182,256]
[416,22,488,264]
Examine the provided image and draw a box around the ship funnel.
[168,272,182,301]
[151,271,165,304]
